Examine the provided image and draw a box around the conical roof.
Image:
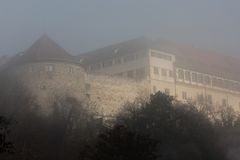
[7,35,76,66]
[24,34,71,59]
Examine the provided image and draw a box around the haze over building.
[80,37,240,111]
[2,35,240,117]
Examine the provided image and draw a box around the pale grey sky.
[0,0,240,56]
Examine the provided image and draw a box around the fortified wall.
[8,61,148,116]
[2,35,149,117]
[86,74,149,116]
[10,61,86,113]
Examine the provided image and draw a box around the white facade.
[85,48,240,111]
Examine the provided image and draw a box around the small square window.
[204,76,211,85]
[161,69,167,77]
[68,67,74,73]
[207,94,212,104]
[114,58,122,64]
[136,68,145,79]
[185,71,191,81]
[165,88,170,95]
[182,91,187,100]
[45,65,54,72]
[197,74,203,84]
[222,99,227,107]
[127,70,134,78]
[178,69,184,79]
[153,86,157,93]
[85,83,91,90]
[169,70,173,77]
[192,73,197,82]
[153,67,159,75]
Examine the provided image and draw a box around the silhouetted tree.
[0,116,13,154]
[79,125,158,160]
[0,72,103,160]
[117,92,227,160]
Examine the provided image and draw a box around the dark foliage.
[0,116,13,154]
[0,72,234,160]
[79,125,158,160]
[0,73,103,160]
[117,92,227,160]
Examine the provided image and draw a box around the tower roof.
[24,34,71,60]
[7,35,77,66]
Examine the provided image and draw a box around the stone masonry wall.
[8,61,149,117]
[86,74,149,117]
[12,62,86,113]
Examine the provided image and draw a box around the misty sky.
[0,0,240,56]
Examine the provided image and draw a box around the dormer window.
[45,64,54,72]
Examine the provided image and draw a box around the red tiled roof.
[6,35,76,67]
[152,39,240,81]
[79,37,240,81]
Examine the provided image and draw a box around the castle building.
[2,35,240,116]
[2,35,146,116]
[79,38,240,111]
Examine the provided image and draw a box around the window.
[182,91,187,100]
[165,88,170,95]
[212,77,217,87]
[237,83,240,92]
[91,63,101,70]
[153,67,159,75]
[223,80,229,89]
[116,73,123,77]
[217,79,223,87]
[233,82,239,92]
[127,70,134,78]
[45,65,54,72]
[197,94,204,105]
[207,94,212,104]
[161,69,167,77]
[153,86,157,93]
[169,70,173,77]
[197,74,203,84]
[86,94,90,99]
[151,51,172,61]
[222,99,227,107]
[124,55,135,63]
[136,52,146,59]
[103,60,113,67]
[136,68,145,79]
[85,83,91,90]
[192,72,197,82]
[177,69,184,80]
[68,67,74,73]
[204,76,211,85]
[185,71,191,81]
[114,58,122,65]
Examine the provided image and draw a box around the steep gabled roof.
[7,35,76,66]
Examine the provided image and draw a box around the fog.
[1,1,240,160]
[0,0,240,56]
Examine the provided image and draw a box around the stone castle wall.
[86,74,149,116]
[8,61,148,116]
[11,61,86,113]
